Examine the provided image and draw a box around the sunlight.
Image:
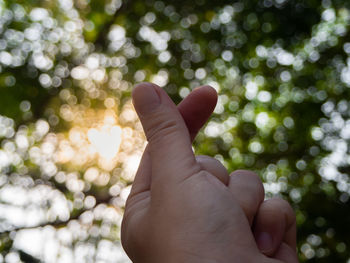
[57,120,122,170]
[55,104,145,173]
[87,125,122,160]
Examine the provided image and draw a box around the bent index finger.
[177,85,217,142]
[132,83,200,184]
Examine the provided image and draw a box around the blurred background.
[1,0,350,262]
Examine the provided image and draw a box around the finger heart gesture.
[121,83,298,263]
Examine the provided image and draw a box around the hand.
[121,83,298,263]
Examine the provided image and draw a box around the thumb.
[132,83,200,185]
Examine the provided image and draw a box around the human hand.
[121,83,298,263]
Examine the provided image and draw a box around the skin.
[121,82,299,263]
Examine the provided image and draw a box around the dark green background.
[1,0,350,262]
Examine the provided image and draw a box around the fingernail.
[133,83,160,115]
[256,232,273,253]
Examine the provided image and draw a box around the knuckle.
[196,156,229,185]
[231,169,259,181]
[232,169,265,200]
[267,197,296,225]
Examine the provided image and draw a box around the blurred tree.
[1,0,350,262]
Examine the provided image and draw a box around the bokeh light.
[1,0,350,262]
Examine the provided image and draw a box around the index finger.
[177,85,217,142]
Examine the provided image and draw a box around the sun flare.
[55,102,145,172]
[87,125,122,160]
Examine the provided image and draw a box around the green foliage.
[1,0,350,262]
